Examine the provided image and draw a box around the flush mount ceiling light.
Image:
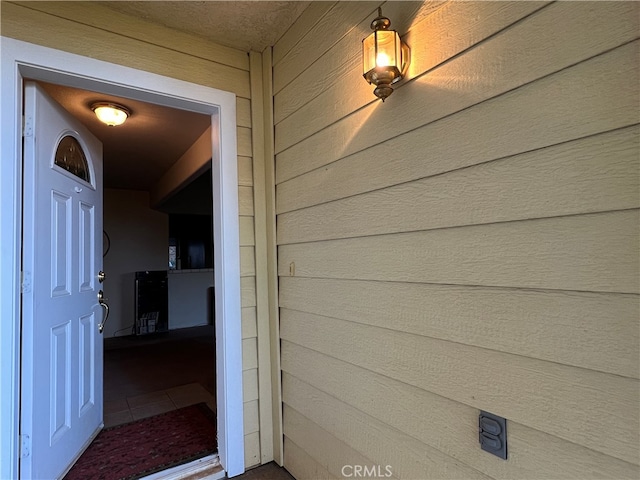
[91,102,130,126]
[362,7,410,101]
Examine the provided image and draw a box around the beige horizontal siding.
[275,1,640,477]
[241,277,256,308]
[236,98,253,128]
[241,307,257,339]
[273,0,448,125]
[280,277,639,379]
[238,157,254,187]
[284,405,389,480]
[279,211,639,294]
[8,1,250,71]
[239,217,255,246]
[281,310,639,465]
[2,1,263,469]
[284,372,492,480]
[272,1,335,66]
[278,126,640,241]
[1,2,251,98]
[243,368,259,403]
[273,1,377,95]
[240,246,256,277]
[282,341,640,479]
[275,1,635,154]
[284,437,336,480]
[276,38,638,186]
[239,187,255,216]
[244,431,260,467]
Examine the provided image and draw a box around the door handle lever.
[97,290,110,334]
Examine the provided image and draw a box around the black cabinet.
[134,271,168,335]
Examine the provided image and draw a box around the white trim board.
[0,36,245,479]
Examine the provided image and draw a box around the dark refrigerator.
[134,270,168,335]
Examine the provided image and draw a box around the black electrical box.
[479,411,507,459]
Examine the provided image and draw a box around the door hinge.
[21,270,32,294]
[20,434,30,459]
[23,115,33,137]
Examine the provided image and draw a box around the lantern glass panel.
[374,30,399,68]
[363,32,377,74]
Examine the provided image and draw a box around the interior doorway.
[0,37,245,479]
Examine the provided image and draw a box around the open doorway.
[1,37,245,479]
[101,167,218,430]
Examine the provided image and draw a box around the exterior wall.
[103,189,169,337]
[273,2,639,479]
[1,1,263,467]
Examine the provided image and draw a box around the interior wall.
[1,1,262,468]
[103,188,168,338]
[273,1,639,478]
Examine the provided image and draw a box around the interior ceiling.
[39,1,310,196]
[40,81,211,192]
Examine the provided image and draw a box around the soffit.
[96,1,311,52]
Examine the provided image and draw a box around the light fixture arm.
[371,7,391,31]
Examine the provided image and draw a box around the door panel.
[21,81,104,479]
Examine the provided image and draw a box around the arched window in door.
[54,135,90,183]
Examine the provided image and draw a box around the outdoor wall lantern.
[91,102,131,126]
[362,7,410,101]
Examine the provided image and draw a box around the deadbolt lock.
[98,270,105,283]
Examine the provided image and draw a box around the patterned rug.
[64,403,217,480]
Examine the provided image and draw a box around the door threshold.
[140,454,224,480]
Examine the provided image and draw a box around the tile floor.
[104,382,216,428]
[103,326,295,480]
[103,325,216,428]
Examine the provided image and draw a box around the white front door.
[21,81,104,479]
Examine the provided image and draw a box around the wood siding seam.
[283,436,337,480]
[277,210,639,294]
[280,311,640,464]
[273,0,640,474]
[279,276,639,378]
[272,1,337,67]
[277,207,640,247]
[274,1,547,128]
[281,341,640,478]
[275,36,639,162]
[9,3,252,74]
[280,275,640,298]
[273,0,453,125]
[275,3,638,156]
[275,30,639,184]
[7,1,250,71]
[275,123,640,216]
[283,403,400,480]
[282,372,494,480]
[279,305,640,380]
[273,2,378,95]
[2,2,252,99]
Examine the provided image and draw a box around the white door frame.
[0,37,245,479]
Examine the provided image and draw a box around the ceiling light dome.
[91,102,130,126]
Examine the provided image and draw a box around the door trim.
[0,36,245,479]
